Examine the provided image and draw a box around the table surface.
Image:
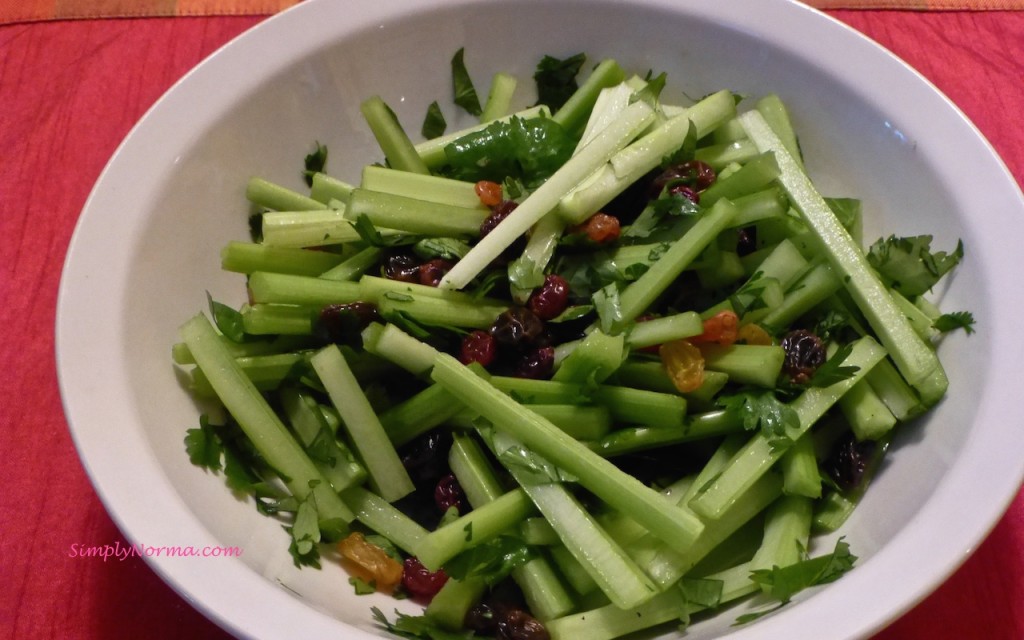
[1,8,1022,640]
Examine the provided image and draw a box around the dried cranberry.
[315,302,381,345]
[825,433,877,492]
[649,160,716,198]
[497,609,550,640]
[418,258,454,287]
[490,307,545,350]
[480,200,519,238]
[667,183,700,204]
[515,346,555,380]
[434,473,466,513]
[401,556,449,603]
[459,330,497,367]
[782,329,827,384]
[382,252,422,283]
[528,274,571,320]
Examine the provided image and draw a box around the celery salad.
[174,51,972,639]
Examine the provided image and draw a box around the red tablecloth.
[1,10,1021,640]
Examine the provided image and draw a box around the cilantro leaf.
[451,48,482,116]
[352,213,411,248]
[533,52,586,111]
[184,414,224,471]
[443,535,535,586]
[631,71,667,108]
[372,607,474,640]
[206,292,246,343]
[443,116,574,187]
[748,537,858,604]
[678,577,724,630]
[412,237,471,261]
[349,576,377,595]
[933,310,975,334]
[728,271,774,318]
[717,390,799,447]
[302,141,328,187]
[807,342,859,388]
[421,101,447,140]
[866,235,964,297]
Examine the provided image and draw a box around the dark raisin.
[418,258,454,287]
[434,473,466,514]
[514,346,555,380]
[382,252,421,283]
[825,433,877,492]
[400,430,452,487]
[459,330,498,367]
[649,160,717,198]
[528,274,571,320]
[465,603,500,634]
[782,329,827,384]
[736,225,758,256]
[401,556,449,603]
[490,307,545,350]
[480,200,519,238]
[497,608,550,640]
[315,302,381,345]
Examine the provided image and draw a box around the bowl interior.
[57,0,1024,639]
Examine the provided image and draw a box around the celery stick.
[341,486,428,554]
[360,165,486,210]
[432,354,705,550]
[310,345,414,502]
[439,98,656,290]
[346,188,488,237]
[414,105,551,168]
[575,83,635,153]
[280,386,367,492]
[552,329,625,384]
[551,59,627,134]
[557,90,737,223]
[480,72,518,123]
[319,246,382,282]
[220,241,344,276]
[749,494,812,574]
[780,433,822,498]
[739,110,948,405]
[448,432,505,507]
[247,272,363,306]
[376,293,506,330]
[189,352,305,397]
[597,199,738,333]
[171,334,310,365]
[361,322,440,376]
[241,303,314,336]
[309,172,355,204]
[865,357,925,421]
[694,139,760,169]
[696,250,745,289]
[507,213,566,303]
[488,430,659,609]
[624,312,704,350]
[759,262,842,332]
[425,576,487,630]
[587,410,743,457]
[520,517,560,546]
[414,489,535,570]
[246,177,323,212]
[179,314,353,523]
[379,383,463,446]
[756,94,804,170]
[360,95,430,175]
[690,336,886,519]
[840,379,898,441]
[549,544,600,596]
[529,404,612,441]
[261,209,397,248]
[700,343,785,388]
[699,152,781,206]
[358,274,503,306]
[729,187,789,228]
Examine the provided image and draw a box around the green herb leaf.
[421,101,447,139]
[184,414,223,471]
[413,237,471,261]
[866,235,964,297]
[717,390,799,447]
[748,537,858,603]
[808,342,859,388]
[933,310,975,334]
[533,52,586,111]
[443,535,535,586]
[352,213,410,248]
[349,576,377,595]
[302,141,328,187]
[206,292,246,343]
[728,272,774,318]
[631,71,667,108]
[451,48,482,116]
[372,607,474,640]
[444,116,574,187]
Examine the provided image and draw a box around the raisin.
[465,603,500,634]
[528,274,570,320]
[570,212,620,244]
[497,609,550,640]
[382,252,421,283]
[490,307,545,350]
[315,302,381,345]
[649,160,717,198]
[338,532,403,593]
[480,200,519,238]
[514,346,555,380]
[825,433,877,492]
[401,556,449,603]
[691,310,740,346]
[475,180,503,207]
[460,330,498,367]
[418,258,454,287]
[736,225,758,256]
[782,329,827,384]
[434,473,466,513]
[660,339,705,393]
[400,430,452,487]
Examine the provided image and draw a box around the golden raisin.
[659,339,705,393]
[737,323,774,346]
[338,532,403,593]
[571,212,620,244]
[475,180,503,207]
[692,310,740,346]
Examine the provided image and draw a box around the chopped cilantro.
[206,292,246,343]
[866,235,964,297]
[371,607,474,640]
[184,414,223,471]
[807,342,860,388]
[302,141,328,187]
[443,535,535,586]
[421,101,447,140]
[717,390,799,447]
[451,48,482,116]
[533,52,586,111]
[933,310,975,334]
[349,576,377,595]
[443,116,574,187]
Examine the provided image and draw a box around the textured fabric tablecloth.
[1,8,1021,640]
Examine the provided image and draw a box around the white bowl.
[56,0,1024,638]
